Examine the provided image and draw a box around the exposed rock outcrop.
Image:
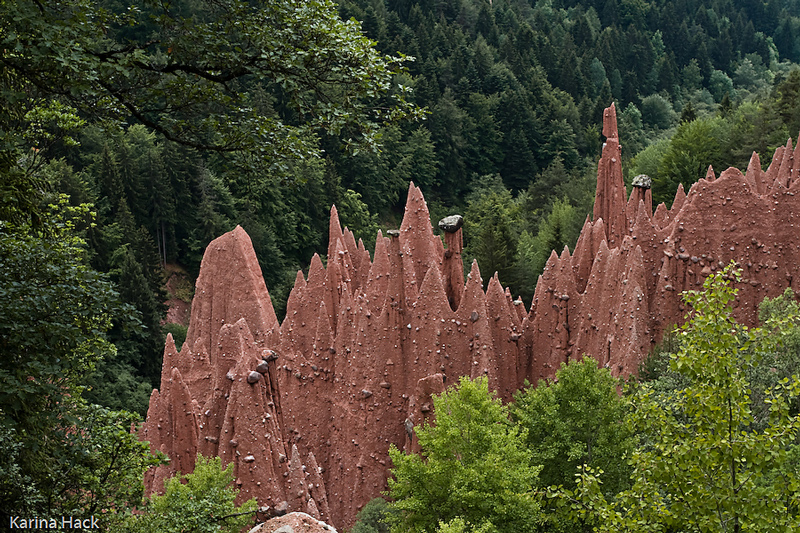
[142,104,800,529]
[248,512,337,533]
[529,104,800,379]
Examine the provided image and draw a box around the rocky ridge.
[140,104,800,528]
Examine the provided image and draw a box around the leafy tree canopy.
[387,376,542,533]
[563,264,800,532]
[120,454,257,533]
[0,198,161,524]
[0,199,120,433]
[351,497,393,533]
[511,357,634,499]
[1,0,422,224]
[651,115,731,206]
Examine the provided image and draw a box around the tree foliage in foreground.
[387,376,541,533]
[120,455,257,533]
[0,200,161,525]
[351,497,393,533]
[511,357,634,498]
[510,357,634,533]
[563,264,800,532]
[2,0,420,168]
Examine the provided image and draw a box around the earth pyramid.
[141,104,800,528]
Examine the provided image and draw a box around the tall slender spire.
[593,104,628,246]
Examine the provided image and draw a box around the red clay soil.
[163,264,192,326]
[140,104,800,529]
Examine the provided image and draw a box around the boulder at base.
[249,512,338,533]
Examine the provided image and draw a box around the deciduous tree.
[387,376,541,533]
[0,199,160,524]
[511,357,633,498]
[120,455,257,533]
[2,0,420,169]
[564,265,800,532]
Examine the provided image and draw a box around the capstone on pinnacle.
[632,174,652,189]
[438,215,464,233]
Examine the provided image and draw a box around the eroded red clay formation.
[526,103,800,379]
[141,104,800,528]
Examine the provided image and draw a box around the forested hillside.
[335,0,800,302]
[3,0,800,436]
